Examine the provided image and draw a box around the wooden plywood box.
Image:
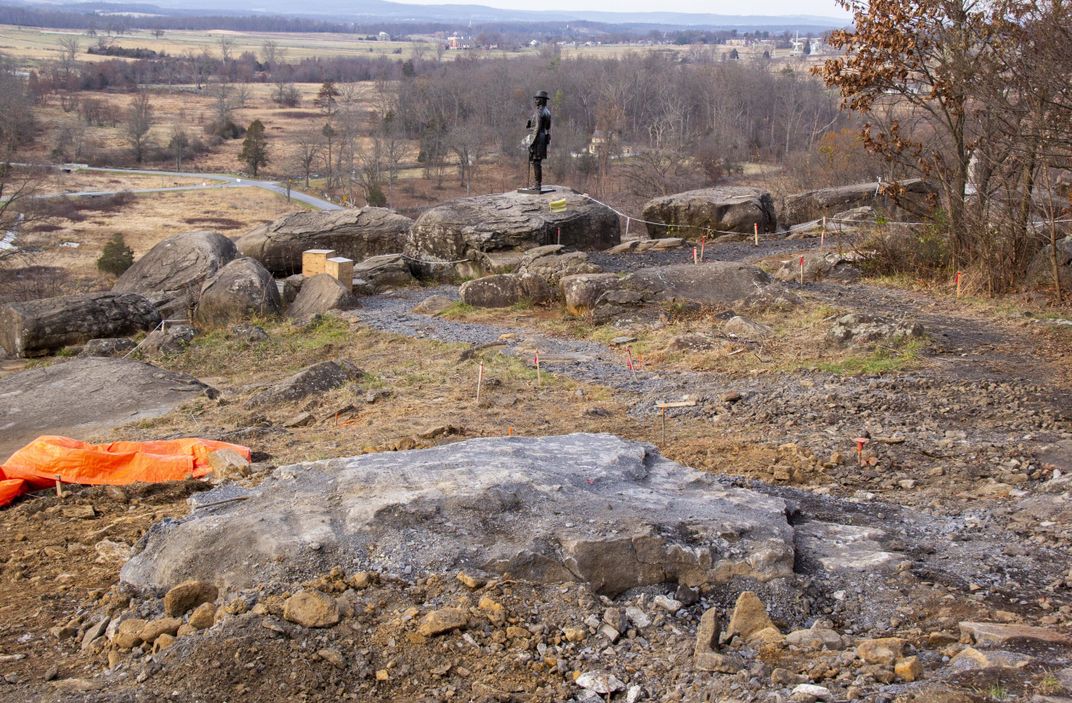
[302,249,336,277]
[325,257,354,292]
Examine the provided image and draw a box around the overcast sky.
[393,0,849,18]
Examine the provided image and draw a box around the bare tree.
[125,91,154,163]
[58,35,80,83]
[168,126,190,171]
[290,129,322,187]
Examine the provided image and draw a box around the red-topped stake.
[855,436,870,466]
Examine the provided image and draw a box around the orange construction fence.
[0,436,251,507]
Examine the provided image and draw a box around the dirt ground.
[1,234,1071,702]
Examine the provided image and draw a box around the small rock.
[603,608,627,632]
[457,572,483,589]
[80,618,109,651]
[949,647,1033,671]
[412,295,454,316]
[61,504,97,519]
[959,621,1072,648]
[625,606,651,629]
[575,671,625,695]
[283,411,315,428]
[599,623,620,642]
[282,591,341,628]
[856,637,905,666]
[694,608,719,656]
[207,449,251,480]
[723,315,773,340]
[93,539,131,563]
[317,648,345,669]
[725,591,777,641]
[895,656,922,681]
[152,633,175,653]
[478,596,506,625]
[347,572,373,589]
[417,608,468,637]
[188,603,216,630]
[563,626,587,643]
[790,683,832,702]
[653,594,683,613]
[139,617,181,643]
[112,619,148,650]
[675,584,700,605]
[164,580,219,617]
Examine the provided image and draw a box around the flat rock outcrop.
[237,209,414,276]
[0,357,211,458]
[194,258,281,328]
[120,434,795,595]
[405,189,620,278]
[0,292,161,358]
[642,187,776,237]
[113,231,238,314]
[781,179,936,226]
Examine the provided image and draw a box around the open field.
[38,169,207,193]
[0,23,825,71]
[16,186,296,281]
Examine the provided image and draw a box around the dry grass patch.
[118,317,633,466]
[16,186,296,280]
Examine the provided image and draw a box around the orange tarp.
[0,436,251,507]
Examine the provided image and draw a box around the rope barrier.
[400,253,475,266]
[579,193,1072,234]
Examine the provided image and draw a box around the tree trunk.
[0,292,161,358]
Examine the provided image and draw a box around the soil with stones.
[1,235,1071,703]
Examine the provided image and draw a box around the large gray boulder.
[642,187,776,237]
[405,189,620,278]
[566,263,784,322]
[518,246,602,286]
[781,179,936,226]
[352,254,416,294]
[0,357,211,458]
[237,209,414,276]
[459,272,555,308]
[561,273,621,315]
[194,258,281,328]
[119,434,795,595]
[0,292,161,358]
[113,231,238,315]
[1025,236,1072,291]
[619,262,773,306]
[286,274,356,323]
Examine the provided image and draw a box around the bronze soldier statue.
[522,90,552,193]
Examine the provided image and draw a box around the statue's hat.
[533,90,549,100]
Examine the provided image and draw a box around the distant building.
[448,34,461,49]
[377,31,391,41]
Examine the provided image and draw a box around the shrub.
[97,233,134,276]
[365,183,387,207]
